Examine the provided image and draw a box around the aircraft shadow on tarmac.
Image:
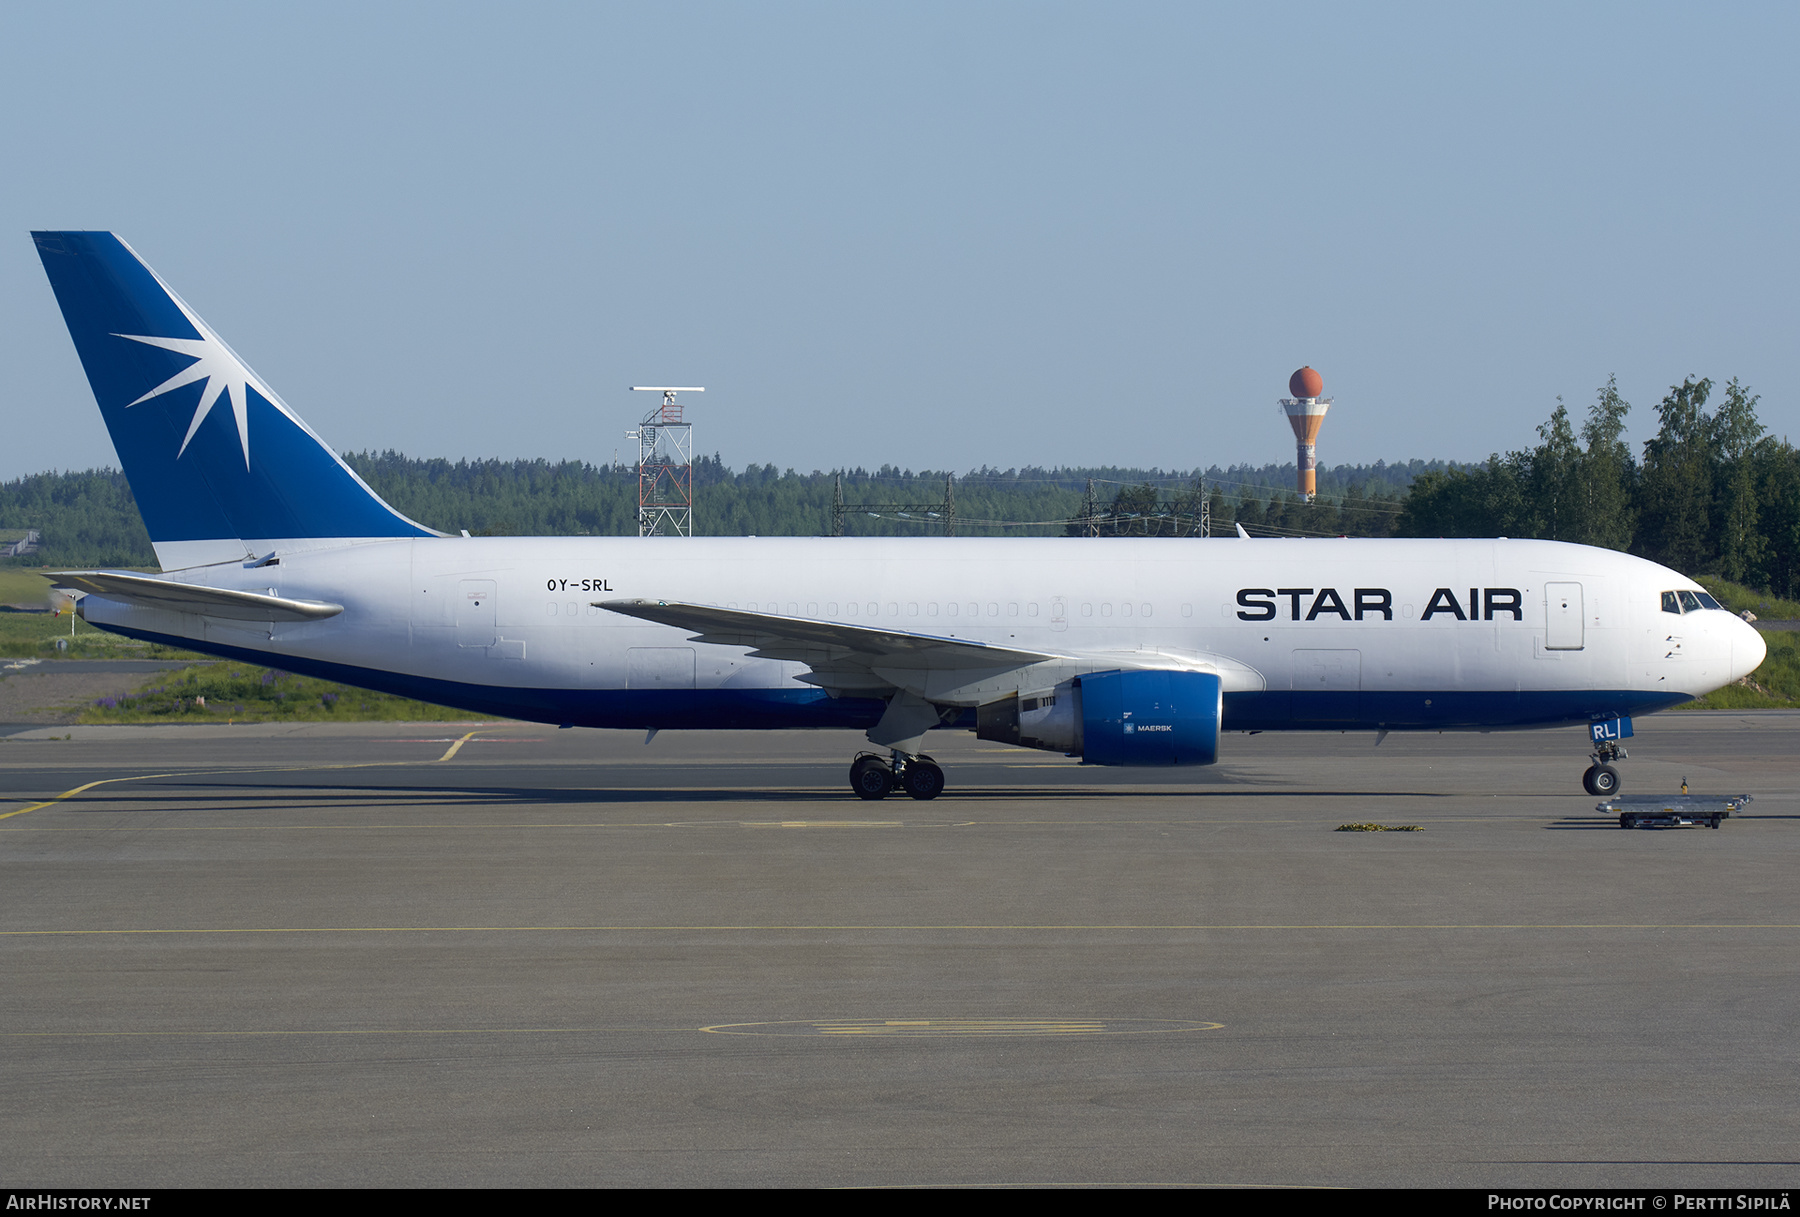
[1546,818,1652,831]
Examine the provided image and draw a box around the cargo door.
[1291,648,1362,723]
[1545,582,1584,650]
[456,580,497,649]
[628,647,697,689]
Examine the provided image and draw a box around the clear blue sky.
[2,2,1794,481]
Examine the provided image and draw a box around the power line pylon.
[830,472,957,537]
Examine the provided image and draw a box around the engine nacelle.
[975,669,1222,766]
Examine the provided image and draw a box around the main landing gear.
[849,751,945,801]
[1582,740,1625,796]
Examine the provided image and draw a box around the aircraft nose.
[1730,615,1767,683]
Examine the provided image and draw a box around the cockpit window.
[1662,589,1723,614]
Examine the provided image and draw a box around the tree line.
[1393,376,1800,597]
[0,455,1435,567]
[3,377,1792,600]
[341,452,1432,541]
[1067,478,1406,539]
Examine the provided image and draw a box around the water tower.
[1278,366,1332,501]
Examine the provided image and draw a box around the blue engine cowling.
[976,669,1222,766]
[1078,669,1221,766]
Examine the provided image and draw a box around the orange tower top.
[1289,366,1323,399]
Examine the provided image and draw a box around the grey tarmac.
[1,712,1796,1188]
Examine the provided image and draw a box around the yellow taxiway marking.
[0,730,485,821]
[434,731,480,763]
[3,820,956,833]
[0,1025,683,1039]
[0,1019,1224,1040]
[4,922,1798,937]
[701,1018,1224,1036]
[746,820,907,829]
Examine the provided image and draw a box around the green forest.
[0,454,1435,567]
[1394,377,1800,597]
[2,373,1795,597]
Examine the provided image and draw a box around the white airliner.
[32,232,1765,800]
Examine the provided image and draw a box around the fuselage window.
[1027,603,1038,617]
[942,602,954,616]
[1081,603,1093,617]
[908,602,919,616]
[1141,603,1152,618]
[1007,602,1019,616]
[1677,590,1702,613]
[886,602,898,616]
[1101,603,1113,618]
[1181,603,1192,617]
[928,602,940,617]
[1120,602,1133,618]
[1661,591,1681,614]
[1695,592,1723,610]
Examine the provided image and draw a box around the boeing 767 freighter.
[31,232,1765,799]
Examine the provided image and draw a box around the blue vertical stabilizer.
[32,231,437,568]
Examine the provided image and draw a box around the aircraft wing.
[50,571,345,622]
[598,599,1264,704]
[597,598,1057,667]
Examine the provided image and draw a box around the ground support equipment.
[1596,794,1752,830]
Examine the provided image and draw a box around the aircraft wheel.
[1582,766,1600,796]
[1591,764,1620,797]
[901,759,945,801]
[850,756,893,801]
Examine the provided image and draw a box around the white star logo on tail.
[113,298,282,468]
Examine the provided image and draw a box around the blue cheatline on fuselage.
[101,622,1693,735]
[101,623,889,729]
[32,231,434,548]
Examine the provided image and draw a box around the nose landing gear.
[1582,717,1631,796]
[849,751,944,801]
[1582,760,1621,796]
[1582,743,1625,796]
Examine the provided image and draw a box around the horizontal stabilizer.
[50,571,343,622]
